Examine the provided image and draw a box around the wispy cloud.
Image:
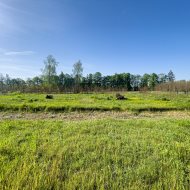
[0,1,33,35]
[4,51,36,56]
[0,62,40,79]
[0,2,32,16]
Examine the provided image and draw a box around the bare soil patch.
[0,111,190,121]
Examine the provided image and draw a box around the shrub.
[46,95,53,99]
[116,93,126,100]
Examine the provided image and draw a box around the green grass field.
[1,118,190,189]
[0,92,190,112]
[1,92,190,189]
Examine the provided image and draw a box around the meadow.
[0,91,190,112]
[1,118,190,189]
[1,92,190,189]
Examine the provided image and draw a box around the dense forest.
[0,55,189,93]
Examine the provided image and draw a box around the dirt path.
[0,111,190,121]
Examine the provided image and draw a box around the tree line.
[0,54,188,93]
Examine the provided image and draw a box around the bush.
[116,93,126,100]
[161,97,170,101]
[46,95,53,99]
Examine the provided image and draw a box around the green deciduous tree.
[92,72,102,87]
[148,73,159,90]
[140,74,150,89]
[42,55,58,89]
[72,60,83,92]
[167,70,175,82]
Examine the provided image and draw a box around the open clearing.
[1,92,190,189]
[0,92,190,112]
[1,118,190,189]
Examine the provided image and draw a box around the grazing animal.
[46,95,53,99]
[116,93,126,100]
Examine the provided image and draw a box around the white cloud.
[4,51,36,56]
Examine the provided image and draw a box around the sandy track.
[0,111,190,121]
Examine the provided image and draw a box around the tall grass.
[1,118,190,189]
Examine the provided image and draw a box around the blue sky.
[0,0,190,79]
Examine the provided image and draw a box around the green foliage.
[42,55,59,88]
[73,60,83,83]
[0,68,178,93]
[148,73,159,90]
[168,70,175,82]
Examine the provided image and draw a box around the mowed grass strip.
[1,119,190,189]
[0,92,190,112]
